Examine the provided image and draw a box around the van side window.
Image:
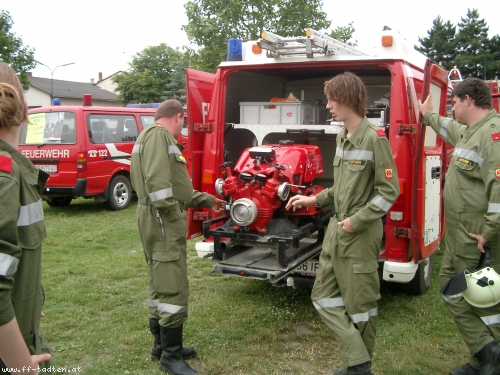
[88,114,139,143]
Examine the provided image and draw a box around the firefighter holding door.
[131,99,223,375]
[419,78,500,375]
[286,72,400,375]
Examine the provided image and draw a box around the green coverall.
[0,139,51,370]
[424,110,500,370]
[130,125,215,327]
[312,118,400,367]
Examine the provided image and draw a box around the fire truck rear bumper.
[382,260,419,283]
[42,178,87,197]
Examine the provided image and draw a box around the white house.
[26,73,122,108]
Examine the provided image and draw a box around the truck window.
[21,111,76,145]
[88,114,139,143]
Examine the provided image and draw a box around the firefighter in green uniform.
[419,78,500,375]
[286,72,400,375]
[0,63,52,373]
[131,99,223,375]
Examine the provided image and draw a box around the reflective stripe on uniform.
[488,203,500,213]
[481,314,500,326]
[371,195,392,212]
[149,188,173,202]
[148,299,187,314]
[313,297,345,310]
[17,199,44,227]
[168,145,180,154]
[336,148,373,161]
[440,118,452,139]
[452,148,484,166]
[442,292,463,302]
[0,253,19,277]
[132,144,142,154]
[349,307,378,323]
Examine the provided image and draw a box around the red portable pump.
[215,143,325,233]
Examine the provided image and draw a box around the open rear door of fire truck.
[185,68,216,239]
[411,61,449,266]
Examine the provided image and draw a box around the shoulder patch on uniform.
[376,129,386,137]
[0,154,13,173]
[491,132,500,141]
[175,154,187,163]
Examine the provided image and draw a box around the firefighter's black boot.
[333,361,372,375]
[150,319,197,361]
[475,341,500,375]
[159,325,198,375]
[448,363,479,375]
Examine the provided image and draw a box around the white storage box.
[240,102,318,125]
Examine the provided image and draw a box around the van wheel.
[46,197,73,207]
[106,175,132,211]
[401,255,434,295]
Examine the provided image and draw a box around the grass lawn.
[40,197,468,374]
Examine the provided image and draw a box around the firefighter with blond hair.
[286,72,400,375]
[0,62,52,373]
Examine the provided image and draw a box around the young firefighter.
[419,79,500,375]
[130,99,223,375]
[0,62,52,373]
[286,72,400,375]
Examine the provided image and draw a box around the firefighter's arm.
[419,93,466,146]
[0,173,21,328]
[141,132,179,219]
[479,138,500,245]
[349,137,400,232]
[189,191,224,212]
[285,194,319,212]
[0,317,51,374]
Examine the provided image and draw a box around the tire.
[46,197,73,207]
[401,254,434,295]
[106,175,132,211]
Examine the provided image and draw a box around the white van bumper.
[383,260,418,283]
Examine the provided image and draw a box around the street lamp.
[35,61,75,105]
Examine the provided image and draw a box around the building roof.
[29,76,118,101]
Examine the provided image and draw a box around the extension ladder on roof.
[257,28,369,58]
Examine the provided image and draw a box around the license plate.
[36,165,57,173]
[294,260,319,275]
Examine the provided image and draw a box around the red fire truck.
[181,28,458,295]
[19,96,156,210]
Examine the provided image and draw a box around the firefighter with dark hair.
[419,78,500,375]
[286,72,400,375]
[131,99,223,375]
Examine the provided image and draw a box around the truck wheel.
[46,197,73,207]
[401,255,434,295]
[106,175,132,211]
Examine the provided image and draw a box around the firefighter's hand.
[418,93,433,115]
[285,195,317,211]
[211,198,225,213]
[338,218,356,233]
[469,232,487,253]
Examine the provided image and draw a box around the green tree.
[415,16,457,70]
[113,44,187,105]
[329,21,357,47]
[454,8,491,79]
[183,0,331,72]
[0,11,35,90]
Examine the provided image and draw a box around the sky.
[3,0,500,84]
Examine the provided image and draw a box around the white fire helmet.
[462,266,500,308]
